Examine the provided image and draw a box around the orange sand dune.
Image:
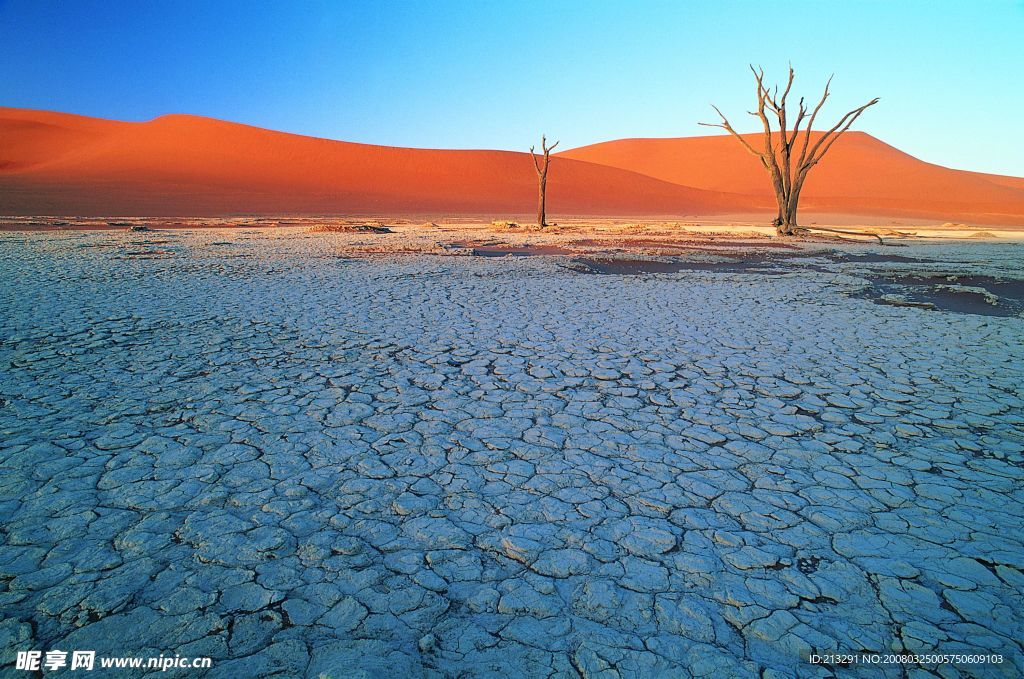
[4,107,1022,225]
[559,132,1024,226]
[0,108,761,217]
[968,171,1024,191]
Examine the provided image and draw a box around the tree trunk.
[531,136,558,229]
[777,208,798,236]
[777,180,804,236]
[538,175,547,227]
[772,184,794,236]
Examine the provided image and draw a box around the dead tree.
[531,135,559,227]
[701,66,878,236]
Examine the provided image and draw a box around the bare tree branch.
[699,105,762,158]
[530,145,543,176]
[805,97,880,165]
[795,74,833,170]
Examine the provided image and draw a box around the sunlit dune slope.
[0,108,760,217]
[560,132,1024,226]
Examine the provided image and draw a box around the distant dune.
[0,108,759,218]
[2,107,1023,225]
[560,133,1024,226]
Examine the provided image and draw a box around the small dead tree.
[531,135,559,227]
[701,66,878,236]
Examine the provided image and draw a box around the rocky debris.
[0,229,1021,677]
[307,223,392,233]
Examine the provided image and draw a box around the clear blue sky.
[2,0,1022,175]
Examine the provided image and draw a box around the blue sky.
[1,0,1022,175]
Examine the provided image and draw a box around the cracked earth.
[1,228,1022,678]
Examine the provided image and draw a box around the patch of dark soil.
[570,237,801,251]
[569,256,781,275]
[472,245,573,257]
[830,252,931,264]
[448,240,573,256]
[857,274,1024,317]
[893,275,1024,302]
[114,249,177,260]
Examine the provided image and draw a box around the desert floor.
[0,223,1022,677]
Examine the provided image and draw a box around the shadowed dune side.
[0,109,125,173]
[0,108,763,217]
[967,171,1024,191]
[559,133,1024,226]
